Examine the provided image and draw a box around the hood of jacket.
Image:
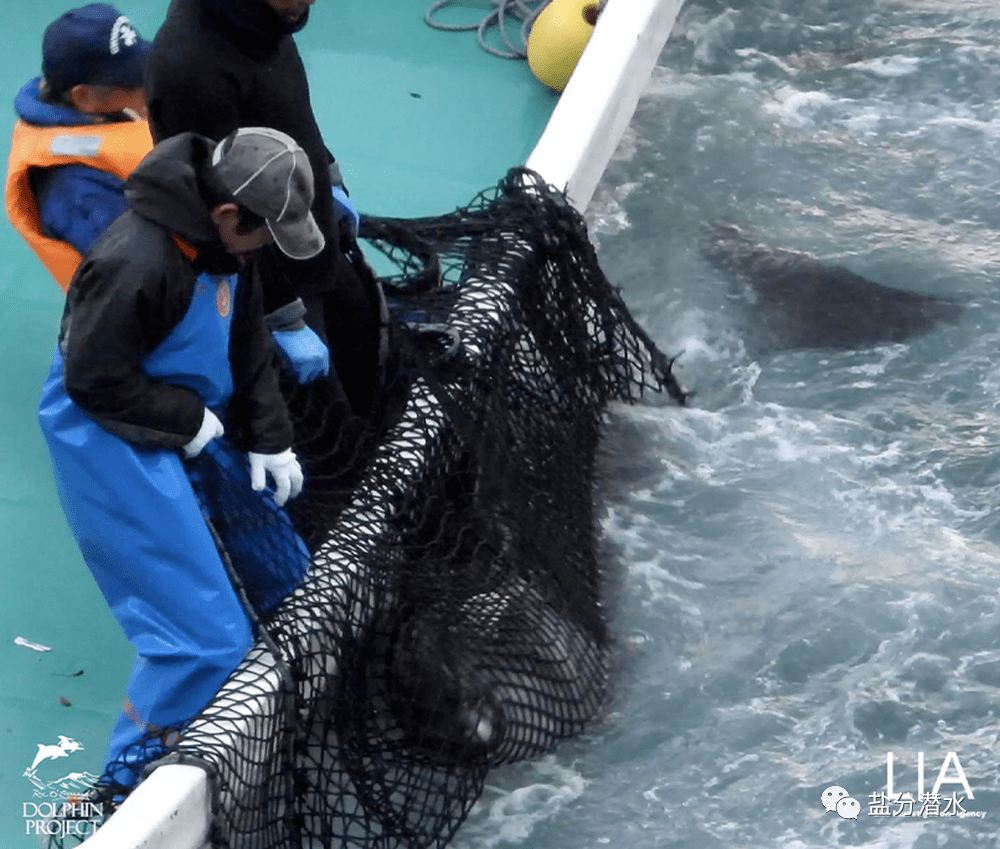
[198,0,309,55]
[15,77,131,128]
[124,132,240,273]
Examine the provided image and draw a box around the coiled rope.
[424,0,551,59]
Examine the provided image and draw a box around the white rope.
[425,0,610,60]
[424,0,551,59]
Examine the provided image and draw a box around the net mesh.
[87,168,686,848]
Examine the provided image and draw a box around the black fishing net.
[80,168,687,848]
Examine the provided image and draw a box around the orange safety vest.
[5,119,152,291]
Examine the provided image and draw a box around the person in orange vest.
[6,4,331,383]
[5,4,153,292]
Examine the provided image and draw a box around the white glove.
[183,408,225,458]
[248,449,303,507]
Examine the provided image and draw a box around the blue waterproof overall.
[38,272,298,785]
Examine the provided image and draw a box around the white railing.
[80,765,211,849]
[527,0,686,212]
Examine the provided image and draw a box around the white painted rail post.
[527,0,686,212]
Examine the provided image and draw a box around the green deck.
[0,2,556,843]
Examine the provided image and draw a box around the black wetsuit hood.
[198,0,309,56]
[147,0,333,286]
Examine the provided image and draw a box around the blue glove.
[332,185,360,242]
[272,326,330,383]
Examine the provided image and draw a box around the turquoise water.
[453,2,1000,848]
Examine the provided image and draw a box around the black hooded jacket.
[145,0,341,311]
[59,132,293,454]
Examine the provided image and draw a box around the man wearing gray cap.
[37,126,319,788]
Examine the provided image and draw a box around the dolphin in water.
[700,222,963,353]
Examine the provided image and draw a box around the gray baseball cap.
[210,126,325,260]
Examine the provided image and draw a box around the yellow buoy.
[527,0,603,93]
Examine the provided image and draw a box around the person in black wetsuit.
[145,0,386,417]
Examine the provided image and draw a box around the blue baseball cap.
[42,4,151,97]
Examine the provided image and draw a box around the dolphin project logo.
[21,735,103,839]
[22,735,100,797]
